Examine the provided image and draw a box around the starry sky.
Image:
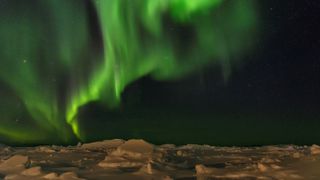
[0,0,319,146]
[76,0,320,146]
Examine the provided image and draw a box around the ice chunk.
[42,172,59,179]
[60,172,85,180]
[111,139,154,159]
[310,144,320,155]
[98,156,144,169]
[81,139,125,150]
[0,155,29,174]
[21,166,42,176]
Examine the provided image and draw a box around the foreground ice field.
[0,139,320,180]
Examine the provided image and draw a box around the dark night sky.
[0,0,319,146]
[93,0,320,145]
[123,0,320,111]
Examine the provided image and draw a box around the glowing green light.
[0,0,258,143]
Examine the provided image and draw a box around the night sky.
[0,0,319,146]
[86,0,320,146]
[127,0,320,110]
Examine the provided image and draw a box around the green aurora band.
[0,0,258,143]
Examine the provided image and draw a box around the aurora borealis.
[1,0,319,146]
[0,0,258,143]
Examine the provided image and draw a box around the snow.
[0,140,319,179]
[0,155,29,174]
[310,144,320,155]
